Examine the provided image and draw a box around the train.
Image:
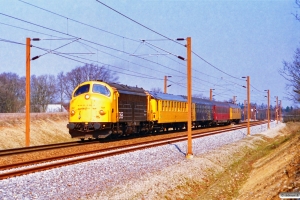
[67,80,241,140]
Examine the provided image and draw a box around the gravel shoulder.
[91,122,294,200]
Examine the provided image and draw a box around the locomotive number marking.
[119,112,123,119]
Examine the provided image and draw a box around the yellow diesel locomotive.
[67,80,241,140]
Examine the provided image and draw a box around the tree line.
[0,64,118,113]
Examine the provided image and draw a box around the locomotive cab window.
[74,84,90,97]
[92,84,111,97]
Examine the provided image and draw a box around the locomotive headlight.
[99,110,106,115]
[85,94,90,100]
[71,110,75,116]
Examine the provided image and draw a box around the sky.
[0,0,300,108]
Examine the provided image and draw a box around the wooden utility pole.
[186,37,193,159]
[244,100,247,121]
[279,100,282,123]
[243,76,250,135]
[164,76,171,94]
[164,76,167,93]
[275,96,278,124]
[26,38,31,147]
[267,90,270,129]
[210,89,214,101]
[233,96,237,104]
[247,76,250,135]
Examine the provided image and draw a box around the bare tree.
[279,48,300,103]
[64,64,119,99]
[57,71,66,111]
[0,73,24,113]
[150,87,162,93]
[31,75,57,112]
[293,0,300,21]
[193,93,210,100]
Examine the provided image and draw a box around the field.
[0,113,74,149]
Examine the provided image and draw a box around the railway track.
[0,120,267,180]
[0,140,100,157]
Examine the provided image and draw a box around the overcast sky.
[0,0,299,108]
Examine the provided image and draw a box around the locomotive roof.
[227,102,241,109]
[107,82,147,96]
[148,91,187,102]
[191,97,214,106]
[181,96,214,106]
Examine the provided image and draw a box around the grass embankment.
[168,122,300,200]
[0,113,75,149]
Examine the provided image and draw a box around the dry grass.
[169,123,300,200]
[0,113,75,149]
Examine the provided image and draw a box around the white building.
[45,104,67,113]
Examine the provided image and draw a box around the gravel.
[0,121,282,200]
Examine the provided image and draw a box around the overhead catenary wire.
[0,18,261,97]
[17,0,246,89]
[192,51,244,81]
[0,13,190,76]
[95,0,185,47]
[0,22,66,39]
[32,38,80,60]
[4,1,250,94]
[0,38,26,46]
[2,2,269,104]
[0,37,259,102]
[33,45,163,80]
[17,0,140,43]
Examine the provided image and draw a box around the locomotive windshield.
[74,84,90,97]
[92,84,111,97]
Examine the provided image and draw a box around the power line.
[0,22,64,39]
[17,0,139,43]
[95,0,185,47]
[1,11,247,92]
[0,13,188,76]
[0,12,127,54]
[33,45,164,80]
[32,38,80,60]
[192,51,243,81]
[0,38,25,46]
[1,3,266,100]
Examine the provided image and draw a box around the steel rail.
[0,140,99,157]
[0,121,267,180]
[0,121,249,157]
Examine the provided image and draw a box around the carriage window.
[93,84,111,97]
[74,84,90,97]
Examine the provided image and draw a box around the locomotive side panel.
[213,103,230,124]
[195,103,213,121]
[118,93,147,124]
[157,100,189,123]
